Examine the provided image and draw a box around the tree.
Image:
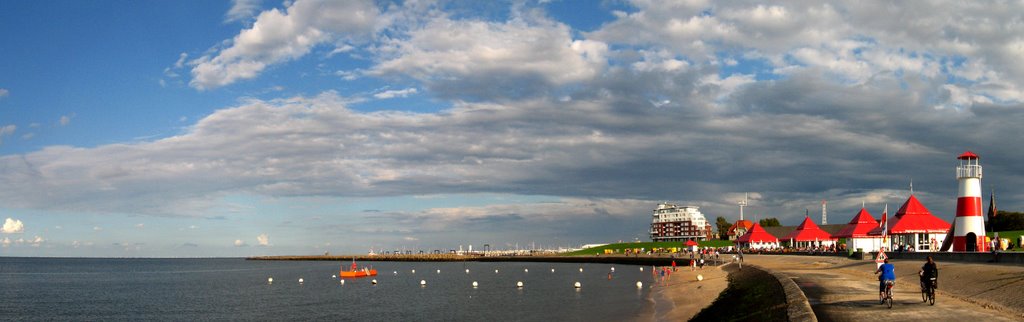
[760,217,781,227]
[715,216,732,240]
[991,210,1024,231]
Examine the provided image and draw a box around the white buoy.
[393,271,398,275]
[472,281,478,288]
[636,281,643,288]
[574,281,581,288]
[437,269,441,274]
[697,274,704,281]
[524,268,529,273]
[421,280,427,286]
[412,269,416,274]
[495,269,499,274]
[516,281,524,288]
[332,274,337,278]
[640,267,644,272]
[340,279,345,285]
[298,278,304,284]
[579,268,583,272]
[268,277,273,284]
[611,267,615,272]
[371,279,377,284]
[551,268,555,273]
[465,269,470,274]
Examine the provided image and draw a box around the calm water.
[0,258,654,321]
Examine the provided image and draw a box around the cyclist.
[919,256,938,290]
[875,258,896,304]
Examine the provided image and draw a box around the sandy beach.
[645,264,730,321]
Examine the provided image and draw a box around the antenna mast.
[822,199,827,225]
[738,193,748,221]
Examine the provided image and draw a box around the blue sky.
[3,0,1024,257]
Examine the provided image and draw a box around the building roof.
[728,220,754,235]
[736,223,779,243]
[869,195,951,235]
[958,151,979,160]
[833,208,879,238]
[781,216,835,241]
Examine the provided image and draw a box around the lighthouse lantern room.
[953,151,988,252]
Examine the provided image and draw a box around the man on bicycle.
[875,258,896,303]
[919,256,938,290]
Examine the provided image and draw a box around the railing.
[956,165,982,178]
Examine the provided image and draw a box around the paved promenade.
[746,254,1024,321]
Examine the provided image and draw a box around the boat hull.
[340,269,377,278]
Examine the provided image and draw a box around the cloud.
[93,226,102,231]
[182,242,199,247]
[190,0,380,89]
[59,115,72,126]
[234,239,248,247]
[135,223,145,229]
[2,218,24,234]
[225,0,262,23]
[2,237,10,247]
[256,233,269,246]
[403,236,418,241]
[373,88,417,99]
[0,125,15,144]
[0,88,8,98]
[29,235,44,247]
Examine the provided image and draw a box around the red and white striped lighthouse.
[953,151,988,252]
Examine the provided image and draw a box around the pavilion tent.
[868,195,950,252]
[736,223,780,250]
[781,216,837,248]
[833,208,881,252]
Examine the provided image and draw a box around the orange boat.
[340,260,377,278]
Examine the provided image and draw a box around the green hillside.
[563,240,734,256]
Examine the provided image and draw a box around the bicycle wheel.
[887,295,893,309]
[921,284,927,302]
[929,288,935,305]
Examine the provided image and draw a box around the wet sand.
[645,264,730,321]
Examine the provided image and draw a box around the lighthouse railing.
[956,165,982,178]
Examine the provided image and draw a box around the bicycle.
[882,280,894,309]
[920,277,936,305]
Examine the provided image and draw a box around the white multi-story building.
[650,203,713,241]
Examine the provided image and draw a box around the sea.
[0,258,656,321]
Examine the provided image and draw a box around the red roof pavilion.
[833,208,878,238]
[868,195,951,235]
[736,223,779,243]
[781,217,834,241]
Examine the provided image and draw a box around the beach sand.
[646,264,730,321]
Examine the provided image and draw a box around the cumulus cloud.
[234,239,248,247]
[0,125,15,144]
[225,0,262,23]
[190,0,379,89]
[2,218,24,234]
[257,233,269,246]
[373,88,417,99]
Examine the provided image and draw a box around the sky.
[2,0,1024,257]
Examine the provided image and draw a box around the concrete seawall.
[751,264,818,322]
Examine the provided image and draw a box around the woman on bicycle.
[875,258,896,303]
[919,256,938,289]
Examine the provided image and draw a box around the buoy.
[421,280,426,286]
[551,268,555,273]
[574,281,581,288]
[465,269,470,274]
[516,281,523,288]
[636,281,643,288]
[412,269,416,274]
[298,278,304,284]
[640,267,644,272]
[472,281,478,288]
[697,274,704,281]
[495,269,499,274]
[393,271,397,275]
[340,279,345,285]
[436,269,441,274]
[268,277,273,284]
[332,274,337,278]
[611,267,615,272]
[579,268,583,272]
[524,268,528,273]
[371,279,377,284]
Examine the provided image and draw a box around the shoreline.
[643,263,731,321]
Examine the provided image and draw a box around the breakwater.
[247,254,723,266]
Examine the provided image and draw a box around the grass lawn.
[562,240,735,256]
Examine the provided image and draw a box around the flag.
[880,204,888,238]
